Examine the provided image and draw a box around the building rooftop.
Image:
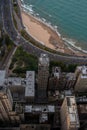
[25,105,55,113]
[52,67,61,78]
[64,90,72,96]
[66,73,76,80]
[81,66,87,75]
[75,66,87,78]
[80,66,87,78]
[39,113,48,123]
[25,71,35,97]
[0,70,6,86]
[6,77,25,86]
[39,53,49,66]
[66,96,80,127]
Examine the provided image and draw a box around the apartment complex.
[60,96,80,130]
[75,66,87,92]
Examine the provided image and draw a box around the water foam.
[21,2,34,14]
[62,37,87,53]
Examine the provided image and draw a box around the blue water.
[22,0,87,52]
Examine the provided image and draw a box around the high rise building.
[75,66,87,92]
[0,86,13,122]
[6,77,25,102]
[38,54,49,98]
[60,96,80,130]
[0,70,13,122]
[48,67,61,90]
[48,67,61,101]
[0,70,23,124]
[25,71,35,102]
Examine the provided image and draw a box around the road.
[1,0,87,65]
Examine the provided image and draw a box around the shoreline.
[20,1,87,56]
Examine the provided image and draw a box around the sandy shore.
[21,10,86,56]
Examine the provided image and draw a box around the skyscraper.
[75,66,87,92]
[0,70,13,121]
[0,86,13,122]
[0,70,21,123]
[38,54,49,98]
[60,96,80,130]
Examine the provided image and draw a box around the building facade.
[60,96,80,130]
[75,66,87,92]
[38,54,49,98]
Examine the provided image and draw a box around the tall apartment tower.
[0,86,13,122]
[38,54,49,98]
[75,66,87,92]
[0,70,13,122]
[60,96,80,130]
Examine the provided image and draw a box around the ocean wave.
[62,37,87,53]
[41,18,46,22]
[21,2,34,14]
[36,13,39,16]
[29,4,33,7]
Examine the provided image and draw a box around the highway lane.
[2,0,87,64]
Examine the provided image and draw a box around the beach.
[21,9,86,56]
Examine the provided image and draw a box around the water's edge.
[21,0,87,54]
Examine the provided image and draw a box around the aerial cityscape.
[0,0,87,130]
